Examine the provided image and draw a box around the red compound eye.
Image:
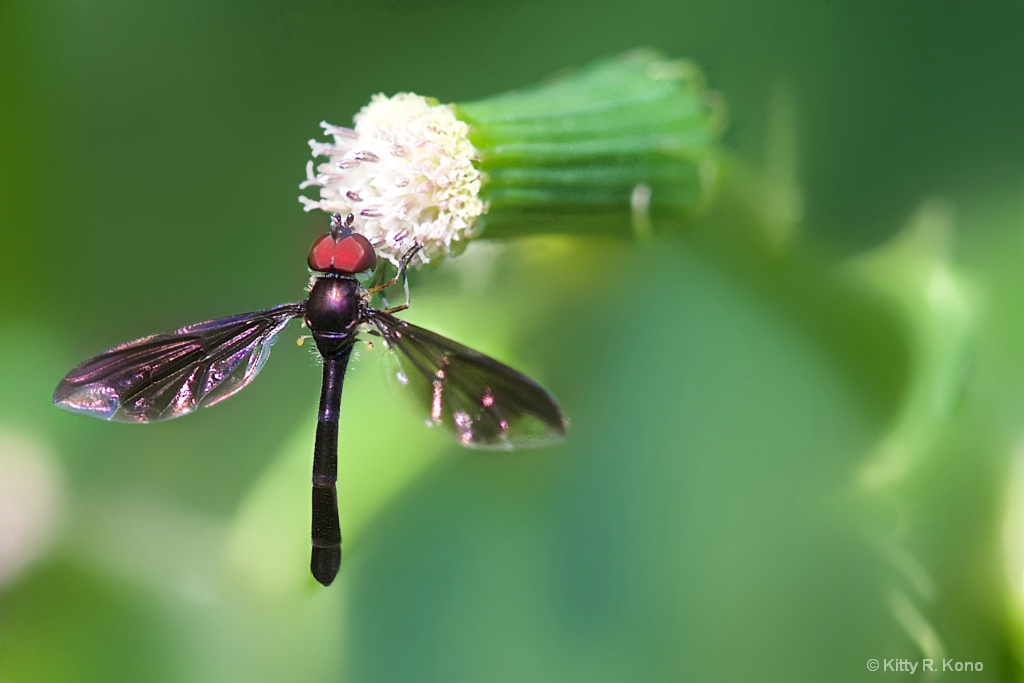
[307,233,377,274]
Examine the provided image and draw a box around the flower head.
[299,93,485,265]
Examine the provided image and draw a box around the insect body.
[54,213,567,586]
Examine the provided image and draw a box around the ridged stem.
[456,49,724,239]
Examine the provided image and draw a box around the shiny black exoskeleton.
[53,211,567,588]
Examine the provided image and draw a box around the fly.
[53,213,567,586]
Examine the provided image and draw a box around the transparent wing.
[54,303,305,423]
[366,310,567,450]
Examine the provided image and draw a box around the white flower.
[299,93,486,265]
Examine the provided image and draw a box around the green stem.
[456,49,724,239]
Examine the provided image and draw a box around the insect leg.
[366,243,423,296]
[368,244,423,314]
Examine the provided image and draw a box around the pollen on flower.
[298,93,486,265]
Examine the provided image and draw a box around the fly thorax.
[306,276,361,357]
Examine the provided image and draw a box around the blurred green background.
[3,1,1024,681]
